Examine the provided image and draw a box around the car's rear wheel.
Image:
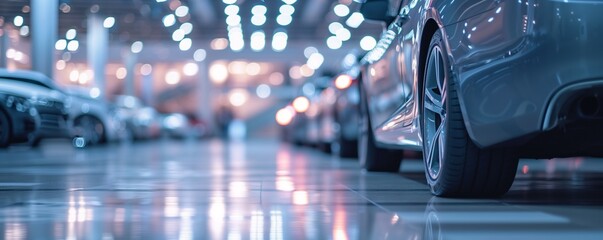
[0,110,11,148]
[358,84,403,172]
[421,30,519,197]
[74,115,106,145]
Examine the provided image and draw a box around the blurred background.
[0,0,381,143]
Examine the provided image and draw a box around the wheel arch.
[73,113,107,142]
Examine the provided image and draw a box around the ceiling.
[0,0,381,43]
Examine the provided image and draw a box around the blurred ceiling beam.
[189,0,216,26]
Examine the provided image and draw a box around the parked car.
[161,113,209,139]
[0,69,70,147]
[358,0,603,197]
[63,86,127,145]
[114,95,161,140]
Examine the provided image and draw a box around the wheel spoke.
[424,94,444,116]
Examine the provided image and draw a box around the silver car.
[358,0,603,197]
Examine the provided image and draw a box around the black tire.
[338,138,358,158]
[73,115,106,145]
[358,83,403,172]
[0,110,11,148]
[420,30,519,197]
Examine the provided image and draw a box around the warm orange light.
[292,96,310,113]
[335,74,353,90]
[276,106,295,126]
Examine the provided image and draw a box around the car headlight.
[4,95,32,113]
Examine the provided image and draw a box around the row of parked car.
[280,0,603,198]
[0,69,206,148]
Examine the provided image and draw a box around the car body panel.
[362,0,603,151]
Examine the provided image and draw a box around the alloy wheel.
[423,46,447,180]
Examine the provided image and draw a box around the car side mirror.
[359,0,395,24]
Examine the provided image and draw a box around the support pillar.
[31,0,58,77]
[124,52,137,96]
[197,61,214,126]
[0,28,8,68]
[87,15,108,100]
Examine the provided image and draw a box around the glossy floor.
[0,139,602,240]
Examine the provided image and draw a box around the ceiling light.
[272,32,288,52]
[307,53,324,70]
[183,62,199,76]
[226,15,241,26]
[282,0,297,4]
[276,14,292,26]
[334,4,350,17]
[156,0,167,2]
[229,38,244,52]
[179,38,192,51]
[131,41,143,53]
[66,29,77,40]
[246,62,261,76]
[346,12,364,28]
[229,89,249,107]
[13,16,23,27]
[300,64,315,77]
[163,14,176,27]
[165,70,181,85]
[19,26,29,36]
[211,38,229,50]
[303,46,318,58]
[328,22,343,34]
[175,6,189,17]
[116,67,127,79]
[279,5,295,15]
[360,36,377,50]
[292,96,310,113]
[225,5,239,15]
[172,29,185,41]
[223,0,237,4]
[335,27,351,41]
[269,72,284,85]
[275,106,295,126]
[326,36,342,49]
[250,31,265,52]
[103,17,115,28]
[256,84,271,99]
[67,40,79,51]
[209,62,228,84]
[55,39,67,50]
[251,15,266,26]
[194,49,207,62]
[140,64,152,76]
[180,22,193,34]
[251,5,267,15]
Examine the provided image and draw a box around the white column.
[197,61,214,126]
[87,15,109,100]
[124,52,137,96]
[31,0,58,77]
[0,29,7,68]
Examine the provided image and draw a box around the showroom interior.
[0,0,602,239]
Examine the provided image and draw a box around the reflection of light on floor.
[179,208,195,240]
[114,208,125,222]
[229,181,248,198]
[4,223,26,240]
[276,176,295,192]
[209,202,226,239]
[293,191,309,205]
[228,210,244,240]
[270,210,283,240]
[251,210,264,240]
[333,209,348,240]
[164,196,180,217]
[391,214,400,225]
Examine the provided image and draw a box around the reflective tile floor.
[0,139,602,240]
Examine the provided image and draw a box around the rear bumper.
[447,0,603,147]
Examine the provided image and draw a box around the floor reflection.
[0,140,602,239]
